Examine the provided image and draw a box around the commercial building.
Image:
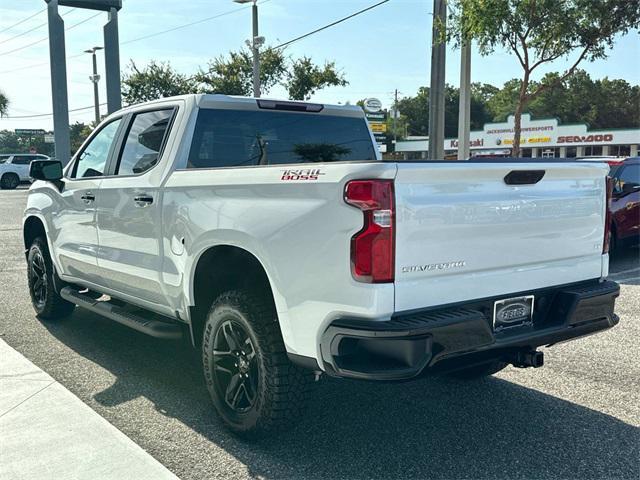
[396,113,640,159]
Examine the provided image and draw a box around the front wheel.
[27,237,75,319]
[202,290,315,436]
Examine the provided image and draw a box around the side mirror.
[621,182,640,195]
[30,160,63,182]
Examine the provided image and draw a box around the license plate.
[493,295,534,331]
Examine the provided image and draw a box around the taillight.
[344,180,395,283]
[603,176,613,254]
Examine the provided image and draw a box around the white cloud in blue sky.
[0,0,638,130]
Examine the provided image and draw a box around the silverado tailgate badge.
[402,261,466,273]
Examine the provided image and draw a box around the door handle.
[80,192,95,204]
[134,195,153,207]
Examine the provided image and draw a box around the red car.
[609,157,640,251]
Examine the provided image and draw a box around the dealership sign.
[363,98,383,113]
[396,112,639,154]
[558,134,614,143]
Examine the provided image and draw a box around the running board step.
[60,287,183,340]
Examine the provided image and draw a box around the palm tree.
[0,90,8,117]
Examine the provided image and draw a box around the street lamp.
[84,46,103,125]
[234,0,264,97]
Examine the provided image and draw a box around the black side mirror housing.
[30,160,63,182]
[621,182,640,195]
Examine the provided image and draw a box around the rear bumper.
[320,279,620,380]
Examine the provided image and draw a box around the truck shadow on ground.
[42,311,639,480]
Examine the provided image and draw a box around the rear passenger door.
[95,107,177,311]
[10,156,33,180]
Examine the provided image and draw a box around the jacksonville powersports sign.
[397,113,639,152]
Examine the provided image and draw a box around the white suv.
[0,154,49,189]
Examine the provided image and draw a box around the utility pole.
[103,6,122,113]
[235,0,264,97]
[428,0,446,160]
[251,1,260,97]
[393,88,398,150]
[85,46,103,125]
[457,40,471,160]
[45,0,70,165]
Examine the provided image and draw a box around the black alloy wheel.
[212,319,259,413]
[1,173,19,189]
[30,249,48,309]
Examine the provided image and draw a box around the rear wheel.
[202,290,315,436]
[1,173,20,190]
[27,237,75,319]
[449,360,508,380]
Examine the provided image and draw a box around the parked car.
[608,157,640,251]
[0,153,50,189]
[23,94,620,436]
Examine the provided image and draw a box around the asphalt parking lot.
[1,186,638,480]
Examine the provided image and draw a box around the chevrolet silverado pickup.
[23,94,620,435]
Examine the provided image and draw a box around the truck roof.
[116,93,365,118]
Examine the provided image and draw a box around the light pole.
[428,0,446,160]
[84,46,103,124]
[234,0,265,97]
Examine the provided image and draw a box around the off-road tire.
[202,290,315,436]
[450,360,508,379]
[27,237,75,319]
[1,173,20,190]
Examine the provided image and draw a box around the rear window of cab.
[187,108,377,169]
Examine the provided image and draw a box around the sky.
[0,0,638,131]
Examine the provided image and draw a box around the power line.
[0,9,77,46]
[0,1,267,74]
[0,7,47,34]
[273,0,390,50]
[1,103,107,120]
[0,11,101,57]
[121,2,267,46]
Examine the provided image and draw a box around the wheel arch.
[188,244,281,348]
[23,215,47,253]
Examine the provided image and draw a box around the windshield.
[187,108,377,169]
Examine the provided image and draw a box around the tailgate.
[394,162,608,312]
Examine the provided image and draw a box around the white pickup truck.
[23,94,620,435]
[0,153,49,189]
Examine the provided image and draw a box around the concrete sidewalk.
[0,338,178,480]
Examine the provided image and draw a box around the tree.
[396,85,492,138]
[122,61,197,105]
[197,48,347,100]
[0,90,8,117]
[196,48,287,96]
[483,71,640,130]
[70,122,93,154]
[447,0,640,156]
[283,57,347,100]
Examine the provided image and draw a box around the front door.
[53,118,123,286]
[95,108,176,309]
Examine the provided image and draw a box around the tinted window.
[187,109,377,169]
[619,164,640,187]
[72,119,121,178]
[12,156,33,165]
[0,155,10,163]
[117,109,174,176]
